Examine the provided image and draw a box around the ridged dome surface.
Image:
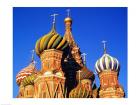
[76,66,94,81]
[16,62,37,86]
[35,27,68,56]
[22,73,37,86]
[95,54,120,73]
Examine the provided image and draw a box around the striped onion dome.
[76,66,94,81]
[69,84,92,98]
[22,73,37,87]
[35,25,69,56]
[16,62,37,86]
[95,53,120,74]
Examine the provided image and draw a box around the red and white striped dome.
[16,62,37,86]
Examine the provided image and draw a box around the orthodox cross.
[31,49,35,62]
[102,40,107,54]
[77,70,82,83]
[31,49,37,64]
[66,9,70,17]
[51,13,59,24]
[81,53,87,65]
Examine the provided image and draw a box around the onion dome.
[35,21,69,56]
[76,66,94,81]
[16,62,37,86]
[22,73,37,87]
[95,54,120,73]
[95,41,120,73]
[69,84,92,98]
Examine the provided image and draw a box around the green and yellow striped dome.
[35,26,69,56]
[22,73,37,87]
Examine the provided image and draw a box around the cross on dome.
[66,9,71,17]
[51,13,59,24]
[31,49,35,62]
[81,53,87,65]
[30,49,37,65]
[77,70,82,83]
[102,40,107,54]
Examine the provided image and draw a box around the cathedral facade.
[16,11,125,98]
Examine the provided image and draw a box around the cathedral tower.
[95,41,124,98]
[16,50,37,98]
[69,66,95,98]
[34,14,68,98]
[64,9,83,67]
[63,9,84,94]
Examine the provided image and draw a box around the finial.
[31,49,35,62]
[66,9,70,17]
[77,70,82,83]
[51,13,59,24]
[81,53,87,66]
[102,40,107,54]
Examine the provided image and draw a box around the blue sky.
[13,7,127,98]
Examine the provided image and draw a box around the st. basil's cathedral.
[15,10,125,98]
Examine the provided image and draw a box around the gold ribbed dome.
[22,73,37,87]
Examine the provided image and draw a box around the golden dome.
[64,17,72,23]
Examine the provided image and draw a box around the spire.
[102,40,107,54]
[64,9,74,45]
[66,9,71,17]
[81,53,87,66]
[31,49,35,62]
[77,70,82,83]
[50,13,59,30]
[30,49,37,65]
[64,9,84,67]
[64,9,72,24]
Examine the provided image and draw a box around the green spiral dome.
[69,84,92,98]
[22,73,36,87]
[35,26,69,56]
